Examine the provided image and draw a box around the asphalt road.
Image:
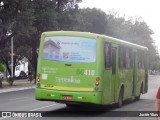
[0,75,159,120]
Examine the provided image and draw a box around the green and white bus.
[35,31,148,107]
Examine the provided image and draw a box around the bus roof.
[42,31,148,51]
[102,35,148,51]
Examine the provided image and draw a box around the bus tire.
[135,84,142,101]
[135,94,140,101]
[66,104,79,108]
[117,89,123,108]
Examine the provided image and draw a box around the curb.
[0,86,36,93]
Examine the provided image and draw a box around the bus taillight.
[37,73,40,77]
[95,82,99,86]
[96,77,100,81]
[37,73,41,82]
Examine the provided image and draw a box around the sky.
[79,0,160,53]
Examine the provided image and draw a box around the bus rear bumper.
[35,88,102,105]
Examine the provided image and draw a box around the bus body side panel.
[103,70,112,104]
[118,69,133,100]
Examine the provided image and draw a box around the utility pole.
[11,37,13,78]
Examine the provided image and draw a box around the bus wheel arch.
[116,85,124,108]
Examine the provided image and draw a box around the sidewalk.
[0,79,36,93]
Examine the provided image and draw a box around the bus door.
[104,43,117,103]
[111,47,117,102]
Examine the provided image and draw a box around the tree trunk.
[33,50,37,84]
[0,79,2,88]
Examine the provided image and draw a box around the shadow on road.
[41,107,111,117]
[40,99,152,117]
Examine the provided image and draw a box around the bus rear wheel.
[66,104,80,108]
[117,89,123,108]
[135,94,140,101]
[135,84,142,101]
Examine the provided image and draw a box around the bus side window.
[138,51,145,69]
[104,43,111,69]
[119,47,132,69]
[144,52,147,68]
[141,52,145,68]
[125,48,132,69]
[118,46,124,68]
[130,49,133,68]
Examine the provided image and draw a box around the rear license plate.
[62,95,72,100]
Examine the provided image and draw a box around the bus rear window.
[43,36,96,63]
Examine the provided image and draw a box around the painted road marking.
[29,103,58,111]
[0,86,35,93]
[9,97,30,101]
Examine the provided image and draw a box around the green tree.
[18,0,81,79]
[75,8,159,70]
[75,8,108,34]
[0,63,5,87]
[0,0,36,82]
[0,0,18,51]
[0,63,5,72]
[0,0,82,83]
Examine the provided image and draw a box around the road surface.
[0,75,159,120]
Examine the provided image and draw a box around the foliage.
[0,63,5,72]
[0,0,159,77]
[74,8,108,34]
[0,0,82,81]
[76,8,160,70]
